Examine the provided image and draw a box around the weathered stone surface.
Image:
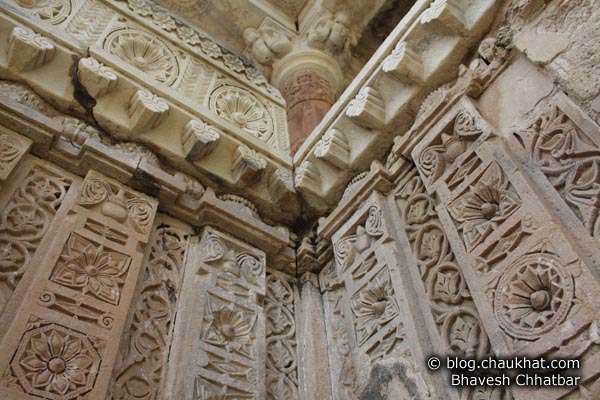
[0,1,599,399]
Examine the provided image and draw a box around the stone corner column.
[272,49,343,155]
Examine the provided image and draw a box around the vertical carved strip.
[0,162,72,318]
[0,169,158,399]
[265,272,299,399]
[110,216,191,399]
[165,227,266,399]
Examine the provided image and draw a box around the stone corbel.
[232,145,267,184]
[7,26,55,72]
[269,168,295,198]
[382,42,424,84]
[420,0,467,35]
[295,160,321,192]
[181,119,220,161]
[313,128,350,169]
[128,89,169,134]
[346,87,386,129]
[77,58,118,98]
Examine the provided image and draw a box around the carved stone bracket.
[7,26,55,72]
[232,145,267,184]
[420,0,467,35]
[77,57,117,98]
[382,42,424,84]
[314,128,350,169]
[182,119,220,161]
[128,89,170,134]
[346,87,386,130]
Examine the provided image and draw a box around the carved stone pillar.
[272,50,342,154]
[0,169,158,399]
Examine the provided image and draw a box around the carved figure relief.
[0,165,71,315]
[10,323,101,399]
[104,28,180,86]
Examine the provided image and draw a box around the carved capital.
[182,119,220,161]
[232,145,267,184]
[420,0,467,35]
[77,57,118,98]
[382,42,424,83]
[128,89,169,134]
[8,26,55,72]
[346,87,386,129]
[313,128,349,169]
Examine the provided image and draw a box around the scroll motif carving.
[448,162,521,252]
[50,233,131,305]
[0,166,71,315]
[518,103,600,237]
[112,225,189,399]
[396,173,490,358]
[333,205,384,273]
[9,323,102,399]
[77,175,155,234]
[14,0,72,25]
[265,274,298,400]
[0,134,26,178]
[38,290,115,329]
[418,110,486,185]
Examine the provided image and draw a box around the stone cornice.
[292,0,501,213]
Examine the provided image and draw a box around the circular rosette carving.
[105,29,179,85]
[442,308,489,357]
[494,253,574,340]
[10,323,101,399]
[210,86,274,142]
[0,134,22,165]
[15,0,72,25]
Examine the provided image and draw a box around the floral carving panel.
[50,233,131,305]
[265,273,298,400]
[10,323,101,399]
[447,162,521,252]
[13,0,72,25]
[104,28,180,86]
[517,101,600,238]
[0,165,71,316]
[112,224,189,399]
